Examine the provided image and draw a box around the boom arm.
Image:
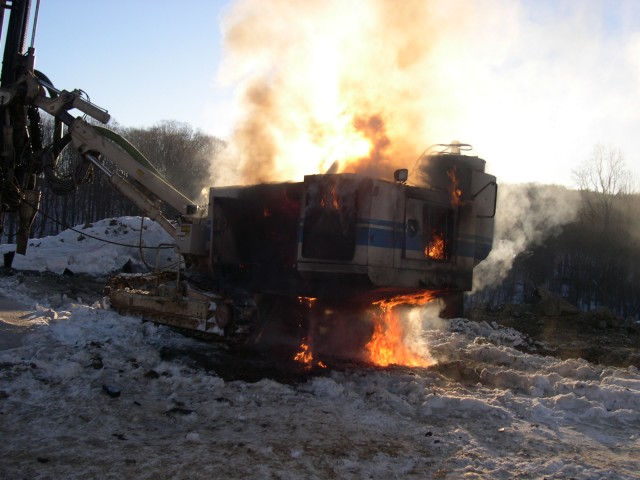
[0,0,202,253]
[69,118,198,233]
[13,70,200,239]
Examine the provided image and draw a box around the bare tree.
[123,121,226,203]
[572,144,632,228]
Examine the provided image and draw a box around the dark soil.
[467,298,640,368]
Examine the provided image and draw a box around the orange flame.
[293,337,328,369]
[293,296,326,369]
[298,296,317,307]
[365,291,436,367]
[319,183,341,209]
[294,340,314,364]
[425,230,446,260]
[220,0,465,186]
[330,183,340,209]
[447,167,463,209]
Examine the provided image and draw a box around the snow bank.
[0,217,178,274]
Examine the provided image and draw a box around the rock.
[90,357,103,369]
[121,259,133,273]
[102,385,121,398]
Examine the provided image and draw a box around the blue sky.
[33,0,232,133]
[12,0,640,186]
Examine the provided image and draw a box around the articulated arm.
[0,0,205,255]
[21,71,199,218]
[71,120,198,217]
[2,71,203,245]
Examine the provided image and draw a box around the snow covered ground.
[0,218,639,479]
[1,216,180,275]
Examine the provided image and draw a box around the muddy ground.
[467,289,640,368]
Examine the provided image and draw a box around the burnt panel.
[213,183,303,268]
[301,177,357,261]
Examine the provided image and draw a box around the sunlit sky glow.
[21,0,640,187]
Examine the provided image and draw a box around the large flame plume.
[218,0,464,184]
[366,292,437,367]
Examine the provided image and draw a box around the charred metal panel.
[300,175,359,261]
[210,183,301,265]
[208,183,303,294]
[298,174,374,267]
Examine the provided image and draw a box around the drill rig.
[0,0,497,348]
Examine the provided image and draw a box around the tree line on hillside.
[0,119,225,244]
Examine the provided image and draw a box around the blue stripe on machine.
[299,217,491,258]
[359,226,395,248]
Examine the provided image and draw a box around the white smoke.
[404,302,447,363]
[473,183,580,291]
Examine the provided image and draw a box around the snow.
[1,217,179,275]
[0,217,639,479]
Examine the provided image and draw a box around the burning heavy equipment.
[0,1,496,362]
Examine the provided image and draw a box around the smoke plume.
[472,184,580,291]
